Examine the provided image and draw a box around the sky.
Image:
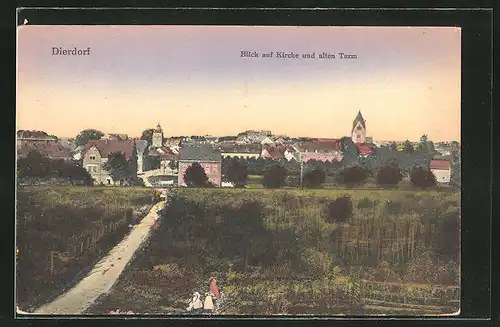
[17,25,461,141]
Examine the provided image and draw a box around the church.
[350,110,375,156]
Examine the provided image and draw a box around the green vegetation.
[16,186,156,311]
[88,187,459,315]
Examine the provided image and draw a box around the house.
[237,130,272,143]
[261,144,285,160]
[293,139,343,162]
[178,145,222,187]
[260,137,275,146]
[101,133,128,141]
[148,146,180,173]
[81,139,135,185]
[355,143,376,157]
[430,159,451,184]
[218,143,261,159]
[284,146,299,162]
[17,140,73,161]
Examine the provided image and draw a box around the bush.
[339,165,368,185]
[357,197,378,210]
[410,166,437,188]
[304,168,327,188]
[263,165,287,189]
[227,160,248,188]
[326,195,353,223]
[376,164,403,186]
[184,162,209,187]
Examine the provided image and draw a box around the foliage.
[140,129,155,146]
[304,168,327,188]
[103,152,133,185]
[402,140,415,153]
[183,162,209,187]
[17,151,92,185]
[376,164,403,186]
[75,129,104,146]
[326,195,353,223]
[339,165,368,185]
[144,155,162,171]
[16,186,153,310]
[168,160,179,171]
[263,165,287,189]
[226,159,248,188]
[410,167,437,188]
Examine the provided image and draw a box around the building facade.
[82,139,134,185]
[430,159,451,184]
[178,145,222,187]
[351,110,367,144]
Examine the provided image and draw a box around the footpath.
[30,201,165,315]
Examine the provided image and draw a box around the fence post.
[50,251,54,276]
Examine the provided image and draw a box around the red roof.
[261,146,284,160]
[83,139,135,160]
[430,159,451,170]
[355,143,375,154]
[149,146,179,160]
[17,141,72,160]
[297,140,341,152]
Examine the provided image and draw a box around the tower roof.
[154,123,162,132]
[352,110,366,130]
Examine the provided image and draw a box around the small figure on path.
[209,278,220,299]
[203,292,214,314]
[186,292,203,314]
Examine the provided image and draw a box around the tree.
[144,155,161,171]
[74,129,104,146]
[227,160,248,188]
[128,141,138,180]
[304,168,326,188]
[57,160,93,185]
[410,166,437,188]
[376,163,403,186]
[168,160,179,171]
[389,142,398,152]
[339,165,368,185]
[402,140,414,153]
[326,195,353,223]
[184,162,209,187]
[140,129,155,146]
[17,151,51,178]
[263,165,287,189]
[103,152,131,185]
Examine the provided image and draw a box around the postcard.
[16,25,461,317]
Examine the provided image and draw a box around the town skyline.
[17,25,461,141]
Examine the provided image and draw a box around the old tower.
[152,123,163,148]
[351,110,366,144]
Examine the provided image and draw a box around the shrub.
[357,197,378,210]
[410,167,437,188]
[326,195,353,223]
[376,164,403,186]
[263,165,287,189]
[300,248,333,278]
[227,160,248,188]
[339,165,368,185]
[304,168,327,188]
[184,162,209,187]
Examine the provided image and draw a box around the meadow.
[16,185,158,311]
[87,187,460,315]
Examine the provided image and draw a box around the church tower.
[152,123,163,148]
[351,110,366,144]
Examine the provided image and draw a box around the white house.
[260,137,275,145]
[430,159,451,184]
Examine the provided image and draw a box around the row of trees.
[17,151,93,185]
[182,157,437,189]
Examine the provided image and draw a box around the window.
[89,155,96,160]
[86,165,98,173]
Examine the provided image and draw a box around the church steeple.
[351,110,366,144]
[152,122,164,148]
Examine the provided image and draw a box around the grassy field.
[16,185,157,311]
[87,187,460,315]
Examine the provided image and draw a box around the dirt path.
[31,201,166,315]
